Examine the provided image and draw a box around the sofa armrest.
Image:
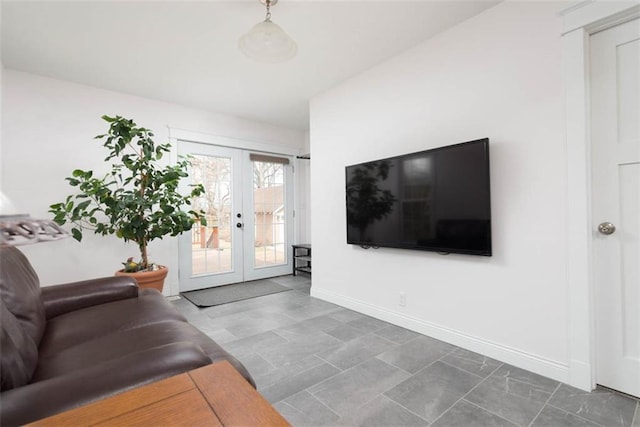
[41,276,139,319]
[0,342,212,426]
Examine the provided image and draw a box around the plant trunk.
[139,161,148,269]
[140,240,148,270]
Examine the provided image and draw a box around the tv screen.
[345,138,491,256]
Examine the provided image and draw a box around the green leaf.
[71,228,82,242]
[76,200,91,211]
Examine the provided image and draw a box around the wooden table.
[29,361,290,426]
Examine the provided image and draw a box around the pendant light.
[239,0,297,63]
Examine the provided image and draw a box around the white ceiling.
[1,1,499,131]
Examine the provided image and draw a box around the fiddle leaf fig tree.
[50,115,206,271]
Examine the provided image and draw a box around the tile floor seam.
[312,353,350,374]
[503,376,558,393]
[271,329,295,343]
[438,345,459,358]
[254,352,278,372]
[439,350,493,367]
[436,358,488,381]
[288,360,344,390]
[314,396,342,421]
[275,401,300,416]
[279,328,342,346]
[254,341,340,374]
[461,398,519,426]
[380,393,433,425]
[300,386,339,418]
[288,390,346,422]
[424,377,496,426]
[527,382,562,427]
[373,355,415,376]
[304,356,409,404]
[407,356,469,379]
[543,402,610,427]
[379,331,423,346]
[280,311,307,322]
[370,331,411,347]
[300,356,346,393]
[254,355,327,391]
[427,362,507,426]
[354,392,432,425]
[272,372,342,419]
[274,398,341,426]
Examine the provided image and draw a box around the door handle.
[598,222,616,235]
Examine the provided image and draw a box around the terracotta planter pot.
[115,266,168,292]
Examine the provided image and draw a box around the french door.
[178,141,293,292]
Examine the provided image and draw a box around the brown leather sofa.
[0,246,254,426]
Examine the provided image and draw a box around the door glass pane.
[253,160,286,267]
[189,155,233,275]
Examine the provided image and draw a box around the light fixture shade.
[0,192,70,246]
[239,20,297,63]
[0,215,70,246]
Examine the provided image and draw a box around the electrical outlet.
[399,292,406,307]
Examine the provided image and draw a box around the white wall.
[310,2,572,383]
[1,70,305,293]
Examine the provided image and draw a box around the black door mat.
[180,279,291,307]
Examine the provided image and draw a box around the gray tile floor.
[172,275,640,427]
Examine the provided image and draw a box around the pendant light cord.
[265,0,272,22]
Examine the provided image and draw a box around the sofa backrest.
[0,246,46,389]
[1,298,39,390]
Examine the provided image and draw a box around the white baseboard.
[568,359,595,391]
[311,287,571,385]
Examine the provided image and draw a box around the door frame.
[166,127,303,296]
[561,1,640,392]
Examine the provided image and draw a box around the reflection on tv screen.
[345,138,491,256]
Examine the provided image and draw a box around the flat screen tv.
[345,138,491,256]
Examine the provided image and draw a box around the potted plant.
[50,115,206,292]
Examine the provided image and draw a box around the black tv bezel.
[345,138,492,256]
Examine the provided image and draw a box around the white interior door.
[178,142,293,291]
[591,18,640,398]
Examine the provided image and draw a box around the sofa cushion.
[38,289,186,357]
[33,321,211,381]
[1,299,38,391]
[0,246,46,346]
[36,316,254,386]
[1,341,213,426]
